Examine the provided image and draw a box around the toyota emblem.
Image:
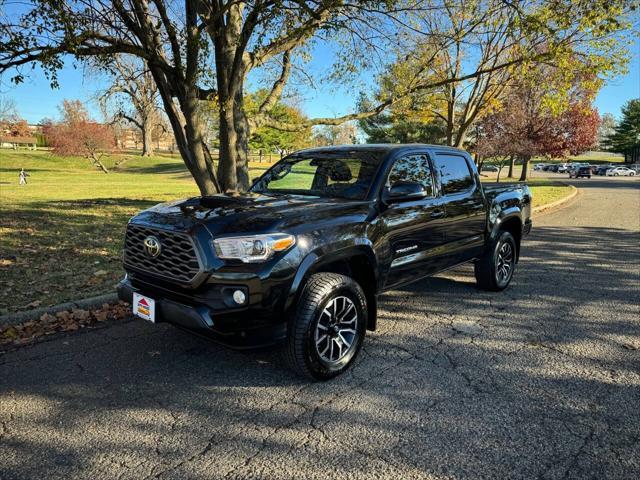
[143,235,162,258]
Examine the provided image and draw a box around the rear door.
[380,153,448,288]
[432,152,487,264]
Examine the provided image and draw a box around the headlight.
[212,233,296,263]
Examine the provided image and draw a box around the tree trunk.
[218,100,239,192]
[508,155,515,178]
[149,66,219,196]
[519,155,531,181]
[453,129,466,148]
[445,111,454,146]
[141,120,154,157]
[184,93,220,195]
[216,86,251,192]
[233,85,250,191]
[89,153,109,173]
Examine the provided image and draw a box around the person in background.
[19,168,29,185]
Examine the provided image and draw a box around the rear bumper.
[117,278,287,349]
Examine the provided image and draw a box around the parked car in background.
[589,165,599,174]
[596,165,613,175]
[627,164,640,174]
[534,163,547,171]
[606,166,636,176]
[557,163,571,173]
[481,164,500,172]
[548,165,560,173]
[569,166,592,179]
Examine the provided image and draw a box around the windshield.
[250,152,383,200]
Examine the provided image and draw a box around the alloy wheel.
[314,296,358,364]
[496,241,514,285]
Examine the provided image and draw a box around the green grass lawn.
[0,149,572,314]
[523,179,574,209]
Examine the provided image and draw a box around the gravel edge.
[0,293,119,327]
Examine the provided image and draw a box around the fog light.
[232,289,247,305]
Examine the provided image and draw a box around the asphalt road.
[1,175,639,480]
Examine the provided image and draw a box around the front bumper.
[117,276,288,349]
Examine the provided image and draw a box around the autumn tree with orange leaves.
[45,100,116,173]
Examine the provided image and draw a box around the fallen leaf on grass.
[40,313,57,323]
[2,326,19,339]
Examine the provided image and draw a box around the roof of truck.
[294,144,467,156]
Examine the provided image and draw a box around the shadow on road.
[1,222,639,478]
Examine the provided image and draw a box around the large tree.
[476,77,600,181]
[312,122,359,146]
[361,0,520,148]
[0,97,19,123]
[99,56,164,157]
[357,92,447,144]
[45,100,116,173]
[360,0,633,149]
[0,97,31,138]
[603,99,640,160]
[598,113,618,148]
[245,90,312,152]
[1,0,634,194]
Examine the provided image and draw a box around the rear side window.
[434,154,474,195]
[387,154,434,197]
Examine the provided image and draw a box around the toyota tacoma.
[118,145,532,379]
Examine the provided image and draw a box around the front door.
[380,153,448,288]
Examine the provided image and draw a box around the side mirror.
[383,181,427,203]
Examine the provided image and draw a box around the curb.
[532,182,578,216]
[0,293,119,327]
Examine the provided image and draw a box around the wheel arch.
[285,246,379,331]
[490,212,523,261]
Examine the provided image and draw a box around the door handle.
[430,210,445,219]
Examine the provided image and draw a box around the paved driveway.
[1,176,639,479]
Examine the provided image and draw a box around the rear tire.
[283,273,367,380]
[475,231,517,291]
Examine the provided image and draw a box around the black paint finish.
[118,144,532,347]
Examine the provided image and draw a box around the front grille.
[124,224,201,284]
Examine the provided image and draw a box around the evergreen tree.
[604,99,640,159]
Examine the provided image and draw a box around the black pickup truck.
[118,145,531,379]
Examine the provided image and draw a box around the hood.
[130,193,369,236]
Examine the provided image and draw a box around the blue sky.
[2,36,638,124]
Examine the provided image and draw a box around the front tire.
[284,273,367,380]
[475,231,517,291]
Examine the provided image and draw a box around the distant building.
[117,127,177,152]
[0,136,38,149]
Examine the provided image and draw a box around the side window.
[434,154,474,195]
[387,154,434,197]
